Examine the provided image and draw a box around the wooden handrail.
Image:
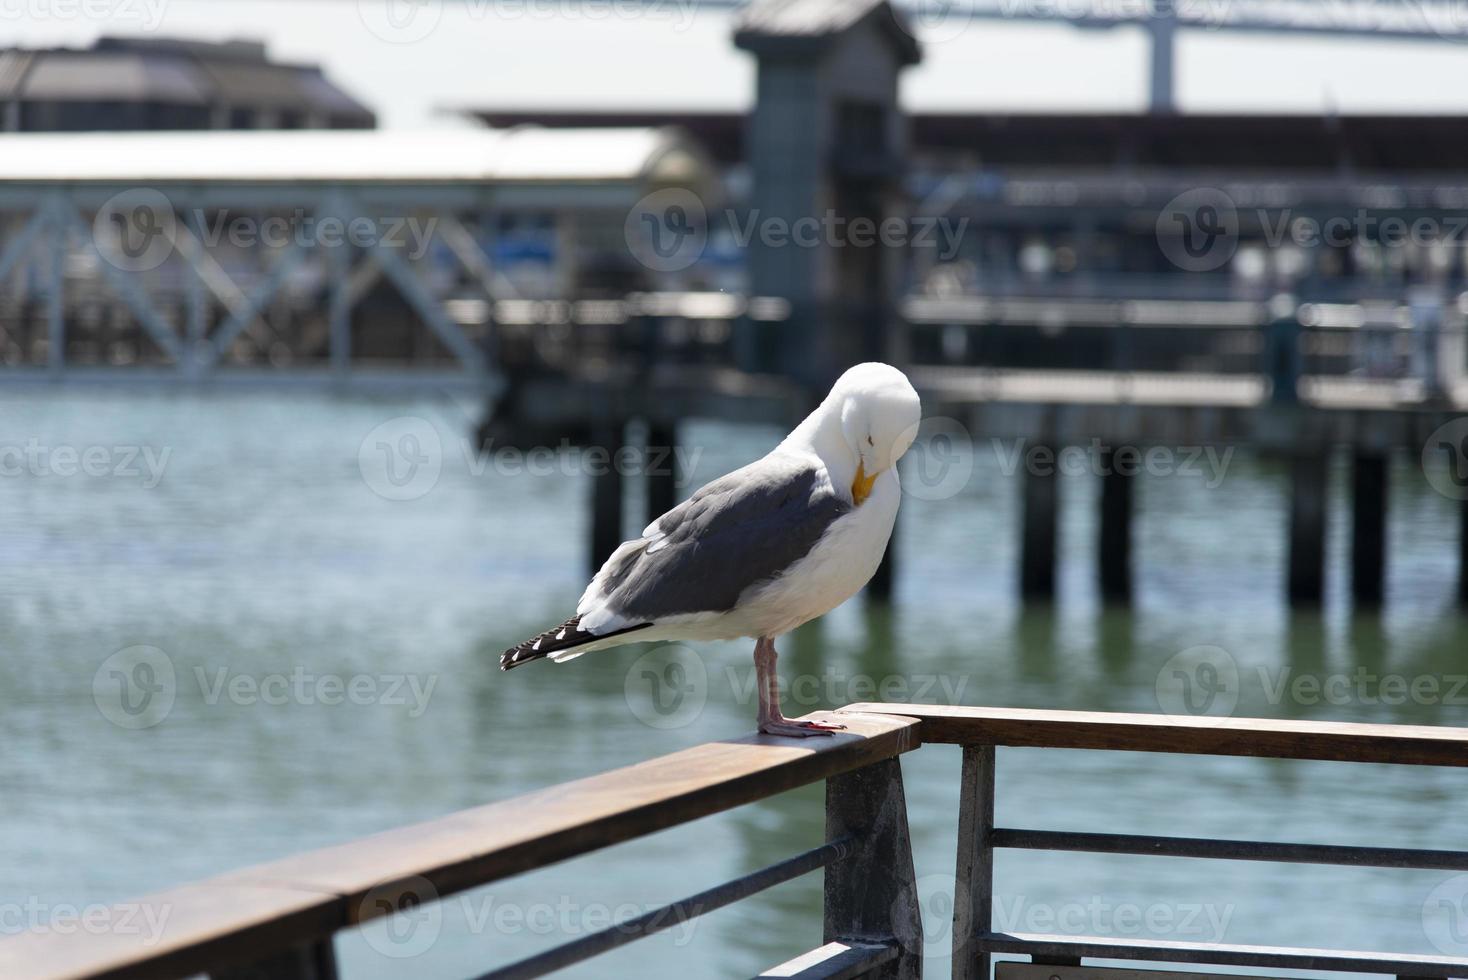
[8,704,1468,980]
[845,703,1468,767]
[0,711,918,980]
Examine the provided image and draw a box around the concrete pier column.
[1288,454,1327,606]
[645,420,679,527]
[1352,452,1388,606]
[1098,452,1134,604]
[589,420,627,575]
[1021,447,1058,601]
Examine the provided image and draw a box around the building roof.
[0,36,374,126]
[0,127,709,185]
[461,107,1468,173]
[734,0,921,65]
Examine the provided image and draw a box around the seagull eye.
[866,436,874,447]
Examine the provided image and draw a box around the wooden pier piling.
[1352,452,1388,606]
[1461,495,1468,608]
[1098,454,1133,604]
[1288,454,1328,606]
[589,420,626,574]
[869,516,896,602]
[1021,448,1058,601]
[645,420,679,527]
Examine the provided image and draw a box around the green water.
[1,388,1466,978]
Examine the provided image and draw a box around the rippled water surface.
[2,388,1466,978]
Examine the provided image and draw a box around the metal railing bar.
[754,939,899,979]
[474,836,857,980]
[991,828,1468,871]
[976,932,1468,978]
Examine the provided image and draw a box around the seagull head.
[832,363,921,505]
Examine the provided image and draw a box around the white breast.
[731,468,902,638]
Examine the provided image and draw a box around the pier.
[6,705,1467,980]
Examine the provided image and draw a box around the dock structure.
[6,705,1468,979]
[3,1,1468,609]
[0,127,719,391]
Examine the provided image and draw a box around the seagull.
[500,362,922,737]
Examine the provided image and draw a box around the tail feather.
[500,616,653,671]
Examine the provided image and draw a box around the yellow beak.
[851,461,879,506]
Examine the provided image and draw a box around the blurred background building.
[0,36,375,132]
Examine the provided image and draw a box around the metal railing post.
[824,757,923,979]
[211,938,338,980]
[954,745,996,980]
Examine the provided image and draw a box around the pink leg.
[753,636,846,738]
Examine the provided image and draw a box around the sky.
[6,0,1468,127]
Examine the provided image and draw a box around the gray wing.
[595,453,850,620]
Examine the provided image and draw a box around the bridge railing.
[3,706,1467,980]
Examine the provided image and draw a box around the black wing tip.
[499,618,657,673]
[500,616,588,671]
